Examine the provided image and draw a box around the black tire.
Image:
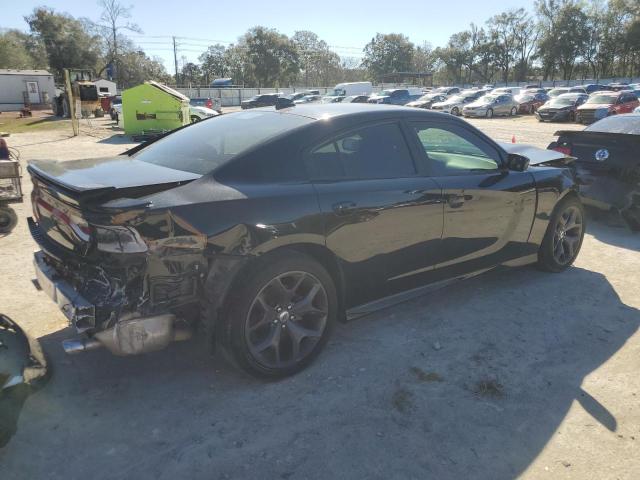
[452,107,459,116]
[0,207,18,234]
[510,106,518,116]
[221,250,337,378]
[537,195,585,272]
[190,115,201,123]
[486,108,494,119]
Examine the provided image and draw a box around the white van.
[324,82,373,101]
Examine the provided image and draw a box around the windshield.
[329,88,346,97]
[586,95,617,105]
[447,95,465,102]
[516,95,534,102]
[548,89,568,97]
[586,115,640,134]
[548,97,575,106]
[133,111,314,175]
[478,95,498,103]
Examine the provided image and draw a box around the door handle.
[447,194,466,208]
[333,201,357,215]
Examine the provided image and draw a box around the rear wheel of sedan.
[486,108,494,119]
[510,106,518,116]
[222,251,337,378]
[537,196,585,272]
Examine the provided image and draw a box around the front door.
[307,121,444,307]
[408,121,537,277]
[26,81,40,104]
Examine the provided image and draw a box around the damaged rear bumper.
[33,250,95,332]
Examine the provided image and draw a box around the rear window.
[133,111,313,175]
[585,115,640,134]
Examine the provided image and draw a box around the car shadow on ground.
[1,265,637,480]
[96,133,139,146]
[586,218,639,252]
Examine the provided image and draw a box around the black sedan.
[27,104,584,378]
[548,113,640,230]
[240,93,282,109]
[536,93,589,122]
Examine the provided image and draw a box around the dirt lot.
[1,113,639,479]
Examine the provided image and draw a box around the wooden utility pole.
[173,36,180,86]
[64,69,79,136]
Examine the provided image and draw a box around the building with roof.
[95,78,117,96]
[0,69,56,111]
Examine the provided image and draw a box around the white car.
[189,105,220,122]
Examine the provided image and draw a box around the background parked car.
[293,94,322,105]
[536,93,588,122]
[341,95,370,103]
[431,90,487,115]
[547,87,571,98]
[189,97,222,114]
[189,105,220,122]
[406,93,448,109]
[515,91,550,114]
[492,87,521,96]
[241,93,282,109]
[584,84,613,94]
[367,88,423,105]
[109,95,121,120]
[576,91,639,124]
[433,86,461,96]
[462,93,519,118]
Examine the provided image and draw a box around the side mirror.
[507,154,529,172]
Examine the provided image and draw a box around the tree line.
[1,0,638,89]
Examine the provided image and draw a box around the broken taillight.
[36,197,91,241]
[93,225,148,253]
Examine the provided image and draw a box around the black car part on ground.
[549,115,640,230]
[27,104,580,377]
[0,314,49,448]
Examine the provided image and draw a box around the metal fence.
[167,78,640,107]
[173,85,393,107]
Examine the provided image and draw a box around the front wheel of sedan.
[510,106,518,116]
[223,251,337,378]
[537,196,585,272]
[486,108,494,119]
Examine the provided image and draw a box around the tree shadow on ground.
[1,265,637,480]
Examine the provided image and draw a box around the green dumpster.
[122,81,190,135]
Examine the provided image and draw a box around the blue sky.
[5,0,533,70]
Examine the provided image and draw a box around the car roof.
[268,103,447,121]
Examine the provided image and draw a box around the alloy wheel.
[553,206,583,265]
[245,271,328,369]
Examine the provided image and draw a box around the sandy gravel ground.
[0,114,638,480]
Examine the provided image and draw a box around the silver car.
[462,93,519,118]
[431,90,487,115]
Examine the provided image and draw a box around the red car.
[515,91,549,114]
[576,91,639,124]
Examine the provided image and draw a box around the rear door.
[408,121,537,277]
[307,121,444,306]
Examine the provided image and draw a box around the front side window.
[308,123,416,180]
[412,125,500,175]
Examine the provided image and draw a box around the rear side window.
[133,111,313,175]
[308,123,416,180]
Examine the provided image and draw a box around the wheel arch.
[202,243,347,350]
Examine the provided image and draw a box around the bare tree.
[96,0,141,83]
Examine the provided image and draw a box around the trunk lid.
[553,131,640,173]
[28,156,201,254]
